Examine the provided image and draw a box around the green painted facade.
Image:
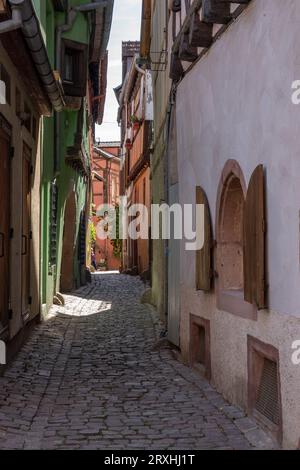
[32,0,93,312]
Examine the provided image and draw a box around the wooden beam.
[169,52,184,81]
[189,10,213,48]
[201,0,231,24]
[172,0,202,54]
[140,0,152,58]
[179,33,198,62]
[170,0,181,12]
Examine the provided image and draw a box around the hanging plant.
[90,222,96,245]
[111,205,122,258]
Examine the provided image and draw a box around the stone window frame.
[215,159,257,321]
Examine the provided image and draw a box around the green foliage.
[90,222,96,245]
[111,205,122,258]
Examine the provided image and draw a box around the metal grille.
[255,358,279,425]
[49,182,58,266]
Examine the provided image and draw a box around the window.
[61,39,88,97]
[0,64,11,105]
[216,160,266,319]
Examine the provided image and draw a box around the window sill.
[217,289,257,321]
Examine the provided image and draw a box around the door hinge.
[28,296,32,306]
[29,231,33,240]
[9,228,14,239]
[10,147,15,159]
[8,310,13,320]
[262,219,267,233]
[30,165,34,175]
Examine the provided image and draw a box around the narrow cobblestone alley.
[0,274,276,450]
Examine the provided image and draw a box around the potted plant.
[125,138,133,150]
[130,115,141,131]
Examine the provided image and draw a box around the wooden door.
[0,128,10,335]
[60,191,76,293]
[243,164,266,309]
[22,144,31,320]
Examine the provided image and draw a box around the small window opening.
[190,316,211,380]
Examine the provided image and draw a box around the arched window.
[218,173,244,291]
[216,160,257,320]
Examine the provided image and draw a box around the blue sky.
[95,0,142,142]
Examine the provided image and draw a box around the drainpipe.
[98,0,114,60]
[56,1,109,71]
[54,1,108,174]
[0,2,22,33]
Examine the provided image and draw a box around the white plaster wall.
[176,0,300,448]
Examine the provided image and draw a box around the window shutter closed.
[243,165,266,309]
[196,186,213,291]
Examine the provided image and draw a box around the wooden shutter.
[202,0,231,24]
[243,165,266,309]
[196,186,213,291]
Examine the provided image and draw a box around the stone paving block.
[0,274,276,450]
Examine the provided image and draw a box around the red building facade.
[92,142,121,271]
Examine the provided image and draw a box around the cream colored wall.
[176,0,300,448]
[180,288,300,449]
[0,42,41,339]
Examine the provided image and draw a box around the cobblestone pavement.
[0,273,277,450]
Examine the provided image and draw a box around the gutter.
[0,0,65,112]
[97,0,114,61]
[94,146,121,162]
